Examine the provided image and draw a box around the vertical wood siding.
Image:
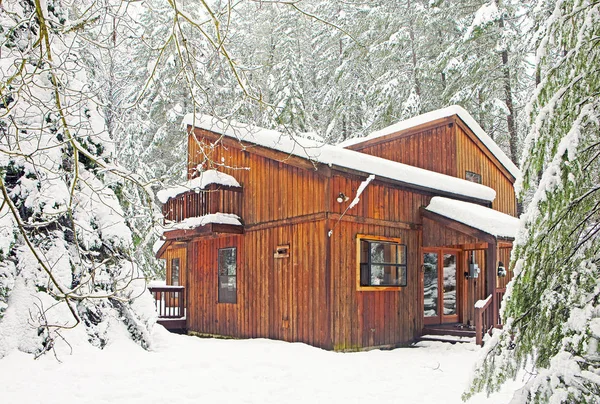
[165,245,187,287]
[188,128,327,226]
[186,221,331,349]
[353,123,457,177]
[454,125,516,215]
[168,120,517,350]
[329,222,421,350]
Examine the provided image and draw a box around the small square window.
[465,171,482,184]
[359,238,407,287]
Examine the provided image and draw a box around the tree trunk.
[499,15,518,165]
[407,0,421,99]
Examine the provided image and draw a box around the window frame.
[170,258,180,286]
[356,234,407,291]
[217,247,237,304]
[465,170,482,184]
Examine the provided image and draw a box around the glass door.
[423,250,459,324]
[442,253,458,322]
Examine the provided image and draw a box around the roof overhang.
[162,222,244,242]
[420,197,519,243]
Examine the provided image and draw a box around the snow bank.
[157,169,240,203]
[425,197,519,239]
[182,114,497,202]
[0,330,523,404]
[338,105,520,180]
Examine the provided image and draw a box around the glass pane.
[219,275,236,303]
[218,248,236,276]
[370,265,405,286]
[443,254,457,316]
[171,258,180,286]
[371,264,384,285]
[370,243,385,264]
[370,242,404,264]
[423,253,438,317]
[360,240,369,264]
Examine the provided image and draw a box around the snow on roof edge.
[156,169,241,204]
[425,196,519,239]
[338,105,520,180]
[182,114,497,203]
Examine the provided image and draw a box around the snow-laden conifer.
[0,0,156,357]
[464,0,600,401]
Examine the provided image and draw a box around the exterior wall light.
[337,192,349,203]
[498,261,507,277]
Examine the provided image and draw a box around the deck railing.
[475,288,507,345]
[162,185,243,224]
[148,286,185,319]
[475,294,493,346]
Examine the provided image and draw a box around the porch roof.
[423,197,519,241]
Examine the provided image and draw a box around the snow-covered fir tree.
[0,0,156,357]
[464,0,600,401]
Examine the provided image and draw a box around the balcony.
[162,183,243,224]
[159,182,244,242]
[148,285,186,331]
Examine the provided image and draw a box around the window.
[218,247,237,303]
[171,258,180,286]
[465,171,482,184]
[358,236,407,288]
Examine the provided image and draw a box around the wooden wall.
[454,124,516,215]
[188,128,327,226]
[349,122,457,177]
[186,221,331,349]
[329,221,421,350]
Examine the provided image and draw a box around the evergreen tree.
[0,0,156,356]
[464,0,600,401]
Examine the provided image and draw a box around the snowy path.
[0,327,521,403]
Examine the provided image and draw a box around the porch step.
[418,334,475,344]
[422,325,476,338]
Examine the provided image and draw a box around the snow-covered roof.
[157,169,240,203]
[164,213,242,231]
[338,105,520,180]
[182,114,497,203]
[425,197,519,239]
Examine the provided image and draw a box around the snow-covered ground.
[0,327,522,403]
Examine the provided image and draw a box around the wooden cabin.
[152,106,520,350]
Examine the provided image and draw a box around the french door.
[423,249,460,325]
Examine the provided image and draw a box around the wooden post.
[486,240,498,329]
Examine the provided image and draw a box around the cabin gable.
[345,116,516,215]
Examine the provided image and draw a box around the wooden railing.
[475,294,493,346]
[162,185,243,224]
[475,288,507,345]
[148,286,185,319]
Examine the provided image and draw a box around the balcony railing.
[148,285,186,330]
[162,184,243,224]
